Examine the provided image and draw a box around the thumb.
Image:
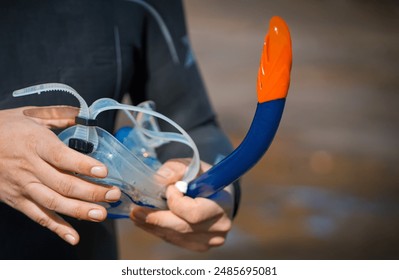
[156,159,190,186]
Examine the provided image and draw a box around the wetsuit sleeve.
[129,0,240,217]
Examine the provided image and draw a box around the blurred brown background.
[116,0,399,259]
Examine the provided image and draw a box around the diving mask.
[13,83,200,218]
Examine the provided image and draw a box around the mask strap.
[13,83,99,151]
[122,101,168,149]
[90,99,200,184]
[123,109,192,149]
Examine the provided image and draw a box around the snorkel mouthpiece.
[186,16,293,198]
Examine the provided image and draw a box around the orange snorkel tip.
[257,16,292,103]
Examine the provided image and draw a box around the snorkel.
[185,16,292,198]
[12,16,292,218]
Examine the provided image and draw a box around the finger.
[133,218,225,251]
[166,185,225,224]
[23,106,79,119]
[33,118,75,129]
[131,207,194,233]
[131,206,230,233]
[17,198,80,245]
[35,134,108,178]
[26,182,107,222]
[35,161,121,202]
[23,106,79,128]
[207,187,235,218]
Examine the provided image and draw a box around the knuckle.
[26,133,39,151]
[36,215,51,228]
[47,222,60,234]
[146,215,161,227]
[44,195,58,210]
[3,195,19,209]
[50,148,65,165]
[58,179,74,197]
[87,191,96,202]
[20,182,34,196]
[186,211,202,225]
[75,161,88,175]
[176,223,192,234]
[87,188,101,202]
[166,195,178,209]
[17,158,32,173]
[218,219,232,233]
[72,206,84,220]
[11,197,23,209]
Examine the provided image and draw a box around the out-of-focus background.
[116,0,399,259]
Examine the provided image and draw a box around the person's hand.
[130,159,234,252]
[0,106,121,245]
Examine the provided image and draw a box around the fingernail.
[64,234,77,245]
[91,166,107,177]
[88,209,104,221]
[105,188,121,201]
[158,167,173,178]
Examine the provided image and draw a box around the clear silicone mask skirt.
[13,83,200,218]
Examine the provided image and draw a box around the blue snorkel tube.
[186,16,293,198]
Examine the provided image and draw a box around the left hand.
[130,159,234,252]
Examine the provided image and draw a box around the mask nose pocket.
[58,125,170,218]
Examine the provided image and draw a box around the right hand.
[0,106,121,245]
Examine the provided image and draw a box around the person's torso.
[0,0,146,131]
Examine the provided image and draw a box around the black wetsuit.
[0,0,239,259]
